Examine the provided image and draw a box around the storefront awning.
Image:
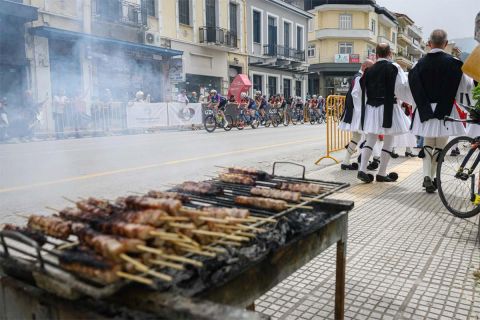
[0,0,38,21]
[30,26,183,57]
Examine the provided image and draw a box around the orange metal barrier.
[315,95,351,164]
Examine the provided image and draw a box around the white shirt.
[177,94,189,103]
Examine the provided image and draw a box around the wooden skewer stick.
[286,204,313,210]
[119,253,172,282]
[244,216,277,223]
[202,246,227,254]
[179,207,209,217]
[45,206,61,213]
[117,271,154,286]
[157,216,190,222]
[169,222,196,229]
[149,259,185,270]
[13,213,30,220]
[216,240,242,247]
[158,253,203,267]
[56,241,79,251]
[62,196,77,204]
[150,231,200,248]
[300,197,323,203]
[213,224,262,234]
[192,229,249,242]
[176,245,216,258]
[137,245,164,256]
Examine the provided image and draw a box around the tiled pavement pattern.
[255,157,480,319]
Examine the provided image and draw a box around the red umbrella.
[227,74,252,103]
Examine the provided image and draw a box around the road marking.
[0,137,322,193]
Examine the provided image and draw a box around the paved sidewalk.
[256,157,480,320]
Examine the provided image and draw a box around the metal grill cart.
[0,162,353,319]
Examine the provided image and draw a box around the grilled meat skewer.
[110,209,171,227]
[59,247,120,284]
[227,167,272,181]
[219,173,256,186]
[235,196,288,212]
[177,181,224,196]
[74,226,144,260]
[277,182,325,195]
[122,196,182,215]
[250,187,302,202]
[27,215,72,240]
[2,224,47,246]
[94,221,155,240]
[201,207,250,219]
[146,191,190,203]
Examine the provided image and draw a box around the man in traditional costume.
[355,43,412,183]
[409,29,473,193]
[339,59,374,170]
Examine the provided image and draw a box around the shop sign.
[334,54,350,63]
[169,58,185,82]
[349,54,360,63]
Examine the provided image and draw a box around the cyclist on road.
[207,89,228,126]
[239,92,256,118]
[309,95,321,119]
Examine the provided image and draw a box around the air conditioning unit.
[142,32,171,48]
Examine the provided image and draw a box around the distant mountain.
[451,37,478,53]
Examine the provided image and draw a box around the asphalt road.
[0,124,329,224]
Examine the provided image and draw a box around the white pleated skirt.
[395,132,417,148]
[361,104,411,136]
[467,123,480,137]
[339,108,361,132]
[411,104,466,138]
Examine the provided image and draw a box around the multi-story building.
[0,0,38,104]
[157,0,248,97]
[305,0,398,97]
[245,0,313,99]
[395,13,425,71]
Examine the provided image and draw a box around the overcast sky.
[376,0,479,40]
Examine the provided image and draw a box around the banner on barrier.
[168,103,203,126]
[127,102,168,128]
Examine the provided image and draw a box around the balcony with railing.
[378,35,396,50]
[263,44,305,62]
[93,0,147,28]
[199,26,238,49]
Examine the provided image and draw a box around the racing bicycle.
[436,104,480,218]
[203,107,233,133]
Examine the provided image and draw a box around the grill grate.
[0,162,349,299]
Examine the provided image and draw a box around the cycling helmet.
[312,95,317,99]
[255,90,262,96]
[240,92,248,98]
[210,89,217,94]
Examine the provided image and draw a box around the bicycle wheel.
[291,113,297,125]
[437,136,480,218]
[223,115,233,131]
[251,117,260,129]
[310,114,316,125]
[272,115,279,127]
[236,116,245,130]
[204,115,216,133]
[282,113,289,126]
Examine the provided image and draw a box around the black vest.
[360,60,399,129]
[341,72,362,124]
[408,51,463,123]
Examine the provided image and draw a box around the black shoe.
[376,172,399,182]
[418,149,425,158]
[358,171,374,183]
[341,163,359,171]
[405,151,416,157]
[357,155,362,164]
[367,159,380,171]
[423,177,436,193]
[391,152,400,159]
